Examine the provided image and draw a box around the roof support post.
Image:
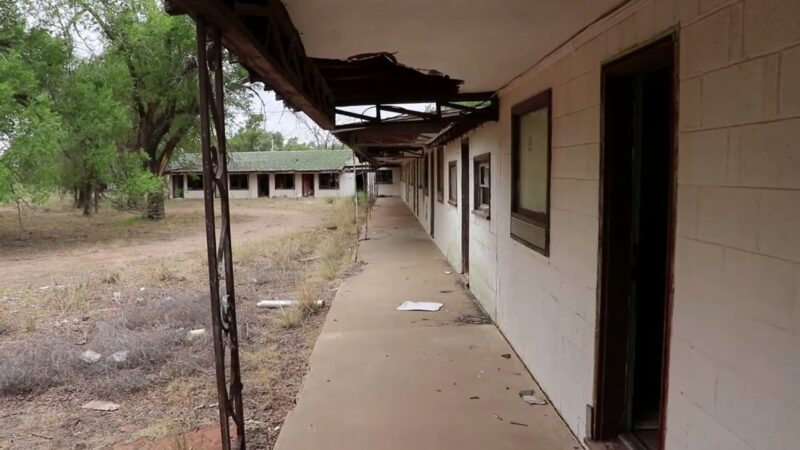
[196,19,246,450]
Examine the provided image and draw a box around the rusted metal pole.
[211,26,246,450]
[195,19,245,450]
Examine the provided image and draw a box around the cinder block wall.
[498,0,800,447]
[399,0,800,448]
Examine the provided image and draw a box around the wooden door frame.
[302,173,314,197]
[460,139,470,274]
[429,149,435,237]
[591,32,678,449]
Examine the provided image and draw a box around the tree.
[55,57,131,215]
[294,113,344,150]
[0,0,68,218]
[27,0,250,218]
[228,114,285,152]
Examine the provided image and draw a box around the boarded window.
[229,174,249,190]
[511,89,551,255]
[187,174,203,190]
[448,161,457,205]
[376,169,393,184]
[275,173,295,190]
[319,173,339,189]
[473,153,490,217]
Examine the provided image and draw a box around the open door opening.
[302,174,314,197]
[172,175,184,199]
[460,139,470,274]
[257,174,269,197]
[593,35,676,450]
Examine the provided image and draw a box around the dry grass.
[270,197,362,329]
[0,295,210,396]
[146,260,187,285]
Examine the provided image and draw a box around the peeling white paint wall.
[399,0,800,448]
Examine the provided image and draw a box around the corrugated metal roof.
[166,150,353,173]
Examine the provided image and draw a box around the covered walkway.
[274,197,580,450]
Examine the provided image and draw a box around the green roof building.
[165,150,376,199]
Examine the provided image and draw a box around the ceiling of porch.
[283,0,626,93]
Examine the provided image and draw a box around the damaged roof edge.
[166,0,337,129]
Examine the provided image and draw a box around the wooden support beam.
[335,108,378,123]
[169,0,336,128]
[379,104,439,120]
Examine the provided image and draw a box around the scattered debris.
[439,289,453,293]
[108,351,128,363]
[81,400,120,412]
[501,353,511,359]
[187,328,206,340]
[509,421,529,427]
[112,292,121,301]
[299,255,321,262]
[519,389,548,405]
[444,271,452,274]
[139,287,146,291]
[469,396,480,400]
[79,350,102,364]
[396,301,443,312]
[257,299,324,308]
[326,226,338,230]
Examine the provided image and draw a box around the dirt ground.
[0,197,362,449]
[0,198,327,289]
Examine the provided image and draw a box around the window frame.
[511,89,552,256]
[472,153,491,219]
[187,173,203,190]
[229,173,249,190]
[423,153,430,195]
[436,145,444,203]
[376,169,393,184]
[275,173,295,190]
[447,160,457,206]
[318,172,340,190]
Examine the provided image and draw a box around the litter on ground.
[396,301,443,312]
[257,299,324,308]
[81,400,120,412]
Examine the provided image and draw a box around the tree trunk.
[145,190,165,220]
[82,185,92,216]
[94,186,99,213]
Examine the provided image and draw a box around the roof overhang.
[167,0,626,164]
[334,98,498,166]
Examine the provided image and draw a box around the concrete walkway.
[274,198,581,450]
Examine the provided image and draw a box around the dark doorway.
[430,151,435,238]
[356,172,365,192]
[460,139,470,274]
[302,174,314,197]
[172,175,184,199]
[594,35,676,450]
[257,174,269,197]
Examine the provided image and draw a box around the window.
[229,174,249,190]
[423,153,429,195]
[436,146,444,202]
[511,89,551,255]
[376,169,393,184]
[319,173,339,189]
[448,161,457,205]
[275,173,295,190]
[187,174,203,190]
[473,153,490,218]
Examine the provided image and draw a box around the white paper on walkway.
[396,301,443,312]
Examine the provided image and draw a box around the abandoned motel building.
[167,0,800,449]
[165,149,400,199]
